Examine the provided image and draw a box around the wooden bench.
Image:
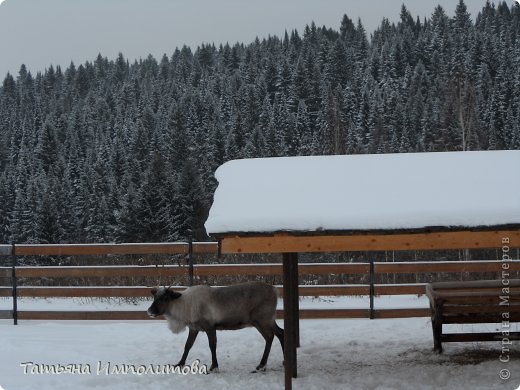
[425,279,520,352]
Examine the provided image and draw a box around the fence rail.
[2,260,513,279]
[11,242,218,256]
[1,243,519,323]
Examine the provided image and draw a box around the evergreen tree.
[0,1,519,244]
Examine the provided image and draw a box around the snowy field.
[1,296,519,390]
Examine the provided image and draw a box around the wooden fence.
[1,243,519,323]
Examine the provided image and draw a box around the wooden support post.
[12,244,17,325]
[431,301,443,353]
[293,257,300,348]
[283,252,299,390]
[188,237,194,287]
[369,259,375,319]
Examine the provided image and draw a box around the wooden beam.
[191,242,219,254]
[13,286,185,298]
[0,310,12,319]
[14,308,430,321]
[375,260,520,274]
[0,245,12,256]
[194,264,283,276]
[299,263,369,275]
[374,283,426,295]
[442,304,520,314]
[373,308,431,318]
[194,263,369,276]
[283,252,298,389]
[428,279,520,291]
[443,314,520,324]
[284,285,370,296]
[1,284,414,299]
[276,309,369,319]
[12,263,370,279]
[0,267,10,278]
[441,332,520,343]
[16,311,160,321]
[220,230,520,254]
[295,309,369,319]
[11,260,513,280]
[15,265,188,278]
[14,243,190,256]
[14,308,427,321]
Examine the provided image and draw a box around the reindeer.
[147,281,284,372]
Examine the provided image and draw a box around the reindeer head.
[147,286,182,318]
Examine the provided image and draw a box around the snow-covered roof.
[204,151,520,235]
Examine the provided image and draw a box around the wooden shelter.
[205,151,520,389]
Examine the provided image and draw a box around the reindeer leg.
[177,328,199,366]
[257,338,273,372]
[274,323,284,354]
[206,327,219,372]
[254,324,274,371]
[273,323,285,368]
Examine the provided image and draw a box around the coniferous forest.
[0,1,519,245]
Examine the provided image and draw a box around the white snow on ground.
[205,151,520,234]
[1,296,519,390]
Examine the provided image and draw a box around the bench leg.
[432,319,443,353]
[431,303,443,353]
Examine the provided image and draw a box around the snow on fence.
[1,242,520,323]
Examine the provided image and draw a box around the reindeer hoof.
[254,366,266,373]
[210,365,219,373]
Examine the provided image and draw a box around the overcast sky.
[0,0,492,79]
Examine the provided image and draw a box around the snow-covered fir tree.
[0,0,519,243]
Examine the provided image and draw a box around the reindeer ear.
[166,290,182,300]
[151,288,158,296]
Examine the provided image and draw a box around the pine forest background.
[1,1,520,248]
